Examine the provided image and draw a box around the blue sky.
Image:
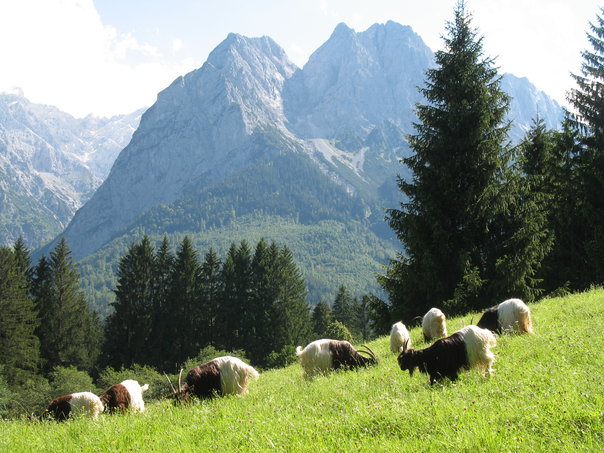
[0,0,600,117]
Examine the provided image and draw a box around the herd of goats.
[42,298,532,421]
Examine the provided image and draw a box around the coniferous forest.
[2,3,604,418]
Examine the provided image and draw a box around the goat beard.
[408,368,414,377]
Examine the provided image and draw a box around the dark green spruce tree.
[148,235,175,369]
[34,238,101,373]
[102,236,155,368]
[381,2,551,319]
[198,248,222,348]
[219,241,253,351]
[0,247,40,384]
[163,236,202,368]
[331,285,359,338]
[312,300,332,338]
[568,7,604,285]
[266,243,312,358]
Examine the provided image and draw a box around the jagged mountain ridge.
[0,90,142,247]
[40,21,565,306]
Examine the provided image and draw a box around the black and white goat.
[476,298,533,334]
[100,379,149,413]
[390,322,411,354]
[167,356,259,401]
[44,392,104,421]
[296,339,378,377]
[422,308,447,342]
[397,325,496,385]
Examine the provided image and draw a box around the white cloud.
[172,39,183,53]
[0,0,191,117]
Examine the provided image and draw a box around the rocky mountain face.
[42,21,564,272]
[0,90,142,247]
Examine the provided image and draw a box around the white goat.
[390,322,411,353]
[422,308,447,341]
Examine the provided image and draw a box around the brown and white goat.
[44,392,103,421]
[477,298,533,334]
[295,339,378,377]
[167,356,259,402]
[100,379,149,413]
[397,325,496,385]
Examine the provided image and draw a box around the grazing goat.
[167,356,259,401]
[44,392,103,421]
[390,322,412,354]
[422,308,447,342]
[295,339,378,377]
[397,325,496,385]
[477,298,533,334]
[100,379,149,413]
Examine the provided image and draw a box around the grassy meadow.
[2,289,603,452]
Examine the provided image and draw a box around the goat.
[167,356,259,402]
[44,392,103,421]
[397,325,496,385]
[295,339,378,377]
[422,308,447,342]
[390,322,412,354]
[477,298,533,334]
[100,379,149,413]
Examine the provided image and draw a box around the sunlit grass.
[2,289,603,452]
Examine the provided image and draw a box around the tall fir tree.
[148,235,175,369]
[381,2,550,319]
[163,236,202,368]
[12,237,33,287]
[219,241,253,351]
[34,238,100,373]
[568,7,604,285]
[0,247,40,384]
[267,243,312,357]
[312,300,332,338]
[331,285,359,337]
[247,238,275,363]
[198,248,222,348]
[102,236,155,368]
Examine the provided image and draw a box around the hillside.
[3,289,602,451]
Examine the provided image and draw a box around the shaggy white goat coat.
[498,298,533,334]
[67,392,104,420]
[296,339,334,377]
[422,308,447,341]
[390,322,411,353]
[120,380,149,412]
[215,356,260,395]
[456,325,497,376]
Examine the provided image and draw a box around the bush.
[180,346,249,374]
[324,321,354,343]
[48,366,95,398]
[97,364,166,401]
[264,345,297,369]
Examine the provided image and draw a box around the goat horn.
[164,372,176,394]
[359,344,377,361]
[178,368,184,392]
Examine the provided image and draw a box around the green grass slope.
[3,289,603,451]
